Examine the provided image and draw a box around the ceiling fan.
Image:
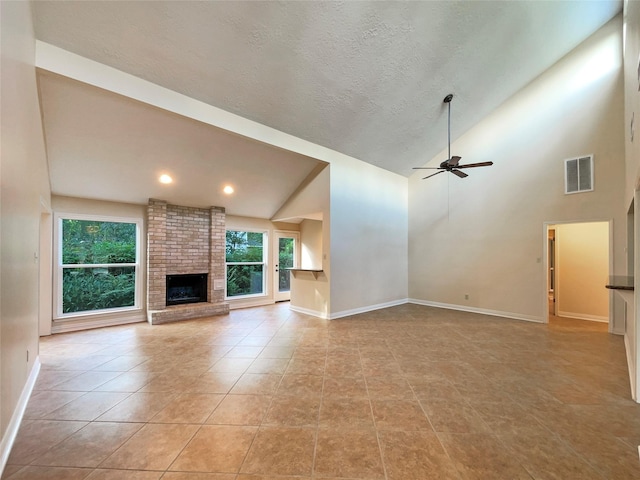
[413,94,493,180]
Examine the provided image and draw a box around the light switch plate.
[213,279,225,290]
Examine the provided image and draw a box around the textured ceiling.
[32,1,622,176]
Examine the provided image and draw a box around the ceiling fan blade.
[412,167,442,170]
[455,161,494,169]
[422,170,445,180]
[447,156,462,166]
[451,169,468,178]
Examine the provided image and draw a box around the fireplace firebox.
[166,273,208,306]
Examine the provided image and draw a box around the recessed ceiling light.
[159,174,173,184]
[223,185,234,195]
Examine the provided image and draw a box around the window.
[56,215,141,317]
[226,230,267,298]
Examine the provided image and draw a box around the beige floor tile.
[230,374,281,395]
[263,395,320,427]
[208,357,254,373]
[92,371,156,392]
[319,397,375,429]
[285,357,326,375]
[33,370,82,390]
[322,375,368,398]
[224,346,264,359]
[96,391,177,422]
[371,399,432,431]
[236,475,310,480]
[246,357,290,374]
[206,394,271,425]
[45,392,131,421]
[438,432,532,480]
[240,427,315,476]
[275,374,323,397]
[150,393,223,423]
[49,371,122,392]
[419,398,490,433]
[90,355,150,372]
[379,430,461,480]
[314,428,385,479]
[2,466,92,480]
[499,430,605,480]
[137,374,200,393]
[184,372,241,394]
[169,425,257,473]
[100,423,199,470]
[162,473,236,479]
[23,390,85,419]
[9,304,640,479]
[7,420,87,465]
[84,470,162,480]
[32,422,142,468]
[365,376,416,400]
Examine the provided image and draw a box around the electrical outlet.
[464,294,469,300]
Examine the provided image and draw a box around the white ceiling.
[32,0,622,217]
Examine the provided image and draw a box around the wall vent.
[564,155,593,194]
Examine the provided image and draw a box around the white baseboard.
[52,312,146,333]
[228,298,276,310]
[409,298,544,324]
[0,358,41,476]
[328,298,409,320]
[289,304,328,319]
[624,333,638,402]
[557,310,608,323]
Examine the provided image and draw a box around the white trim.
[52,312,145,333]
[556,311,609,323]
[624,332,638,402]
[228,298,276,311]
[328,298,409,320]
[409,299,544,323]
[289,304,328,319]
[0,358,41,476]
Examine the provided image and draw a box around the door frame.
[542,220,614,331]
[273,230,300,302]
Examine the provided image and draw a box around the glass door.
[273,231,299,302]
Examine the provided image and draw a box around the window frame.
[225,229,269,299]
[53,212,143,320]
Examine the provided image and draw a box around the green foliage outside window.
[226,230,264,297]
[61,219,137,314]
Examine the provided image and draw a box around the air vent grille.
[565,155,593,194]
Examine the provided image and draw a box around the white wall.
[409,16,625,323]
[0,0,51,467]
[623,0,640,401]
[300,219,323,270]
[555,222,609,322]
[329,156,409,318]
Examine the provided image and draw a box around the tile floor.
[4,303,640,479]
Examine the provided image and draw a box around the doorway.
[273,231,299,302]
[545,221,611,326]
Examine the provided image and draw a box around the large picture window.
[56,215,140,316]
[226,230,267,298]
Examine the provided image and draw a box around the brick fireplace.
[147,199,229,324]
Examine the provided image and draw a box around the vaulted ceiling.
[32,0,622,217]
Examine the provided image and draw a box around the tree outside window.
[226,230,266,297]
[60,218,138,314]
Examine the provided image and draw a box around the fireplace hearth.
[166,273,207,306]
